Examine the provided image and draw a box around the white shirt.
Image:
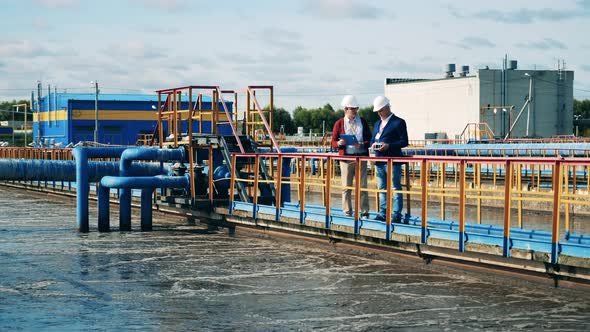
[344,116,363,143]
[375,113,393,141]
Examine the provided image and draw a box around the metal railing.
[229,152,590,264]
[0,147,73,160]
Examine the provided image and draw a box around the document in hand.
[340,134,359,145]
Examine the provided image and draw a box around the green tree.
[293,106,312,132]
[0,100,31,121]
[574,99,590,119]
[357,106,379,131]
[271,107,296,134]
[574,99,590,137]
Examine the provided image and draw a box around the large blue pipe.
[0,159,166,182]
[101,175,190,189]
[99,175,189,231]
[72,147,166,232]
[118,148,185,231]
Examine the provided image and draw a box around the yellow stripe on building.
[34,110,68,121]
[33,110,230,122]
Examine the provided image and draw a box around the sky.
[1,0,589,112]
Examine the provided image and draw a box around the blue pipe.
[118,148,185,231]
[0,159,167,182]
[141,189,153,231]
[73,147,133,232]
[119,148,185,176]
[99,175,189,231]
[98,185,110,232]
[101,175,189,189]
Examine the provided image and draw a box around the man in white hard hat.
[370,96,408,223]
[331,95,371,218]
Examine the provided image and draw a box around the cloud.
[374,60,442,76]
[516,38,567,50]
[256,27,304,50]
[37,0,78,9]
[300,0,388,19]
[455,36,496,50]
[32,19,51,30]
[102,41,167,60]
[142,25,181,35]
[581,64,590,72]
[450,2,590,24]
[0,40,55,58]
[128,0,189,12]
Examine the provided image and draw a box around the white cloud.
[128,0,189,12]
[516,38,568,50]
[456,37,496,50]
[37,0,78,9]
[103,41,166,60]
[32,18,51,30]
[301,0,388,19]
[0,40,54,58]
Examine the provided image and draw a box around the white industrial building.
[384,62,574,141]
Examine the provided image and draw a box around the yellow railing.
[0,148,73,160]
[230,153,590,262]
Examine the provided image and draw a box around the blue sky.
[1,0,589,111]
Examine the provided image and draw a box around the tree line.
[271,103,380,135]
[0,100,31,122]
[2,98,590,136]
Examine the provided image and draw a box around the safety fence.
[0,147,73,160]
[229,153,590,264]
[405,146,590,158]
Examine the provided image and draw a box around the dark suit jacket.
[370,114,408,157]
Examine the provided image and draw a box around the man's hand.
[374,143,389,152]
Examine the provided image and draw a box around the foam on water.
[0,186,589,331]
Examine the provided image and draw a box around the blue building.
[33,93,232,146]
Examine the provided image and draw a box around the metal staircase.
[152,84,280,206]
[218,135,276,204]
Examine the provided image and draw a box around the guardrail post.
[229,154,236,214]
[420,159,428,244]
[551,161,562,264]
[325,157,332,229]
[502,160,513,258]
[275,156,283,222]
[458,160,466,252]
[300,155,306,225]
[354,156,361,235]
[386,159,393,240]
[253,154,260,220]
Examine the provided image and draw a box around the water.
[1,186,589,331]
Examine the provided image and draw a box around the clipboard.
[340,134,359,145]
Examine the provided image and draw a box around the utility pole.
[14,103,28,147]
[37,81,42,147]
[91,81,99,143]
[12,107,15,146]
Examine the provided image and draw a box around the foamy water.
[0,186,589,331]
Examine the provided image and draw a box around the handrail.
[216,87,244,154]
[246,86,281,152]
[229,152,590,265]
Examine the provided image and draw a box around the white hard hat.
[373,96,390,112]
[341,95,359,108]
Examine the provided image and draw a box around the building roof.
[385,76,474,85]
[42,93,212,102]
